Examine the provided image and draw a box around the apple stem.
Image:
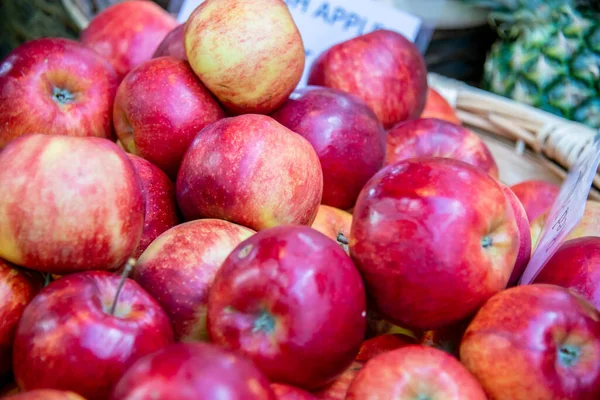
[110,258,136,316]
[337,232,349,253]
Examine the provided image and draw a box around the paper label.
[519,133,600,284]
[177,0,423,86]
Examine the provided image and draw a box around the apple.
[127,154,179,258]
[0,260,42,379]
[176,114,323,231]
[310,205,352,252]
[501,184,531,285]
[420,88,462,125]
[114,57,225,179]
[509,179,560,222]
[346,345,487,400]
[185,0,304,114]
[271,384,317,400]
[271,87,385,209]
[111,342,275,400]
[0,134,145,274]
[385,118,499,178]
[5,390,85,400]
[153,24,186,60]
[312,361,363,400]
[132,219,254,341]
[355,334,417,362]
[207,225,366,390]
[307,29,427,129]
[350,157,519,330]
[533,237,600,309]
[80,0,178,78]
[0,38,119,149]
[460,284,600,400]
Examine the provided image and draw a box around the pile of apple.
[1,0,600,399]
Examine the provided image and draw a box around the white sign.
[519,133,600,284]
[178,0,423,86]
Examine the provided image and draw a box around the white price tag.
[519,133,600,284]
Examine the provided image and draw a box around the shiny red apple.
[501,184,531,285]
[421,88,461,124]
[355,333,417,362]
[312,361,363,400]
[510,179,560,222]
[153,24,186,60]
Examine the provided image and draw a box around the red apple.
[80,0,178,78]
[271,87,385,209]
[185,0,304,114]
[421,88,461,125]
[0,260,42,378]
[460,284,600,400]
[510,179,560,222]
[127,154,179,258]
[501,184,531,286]
[312,361,363,400]
[310,205,352,253]
[153,24,186,60]
[0,38,118,148]
[271,384,317,400]
[308,30,427,129]
[355,334,417,362]
[533,237,600,309]
[111,342,275,400]
[132,219,254,341]
[207,225,366,390]
[350,157,519,330]
[176,114,323,231]
[114,57,225,179]
[0,134,145,274]
[13,270,173,400]
[385,118,499,178]
[5,390,85,400]
[347,345,487,399]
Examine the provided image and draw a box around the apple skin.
[310,205,352,247]
[13,271,174,400]
[533,237,600,310]
[0,134,145,274]
[0,260,42,379]
[509,179,560,222]
[271,384,318,400]
[312,361,363,400]
[501,184,531,286]
[307,30,427,129]
[114,57,225,179]
[460,284,600,400]
[207,225,366,390]
[153,24,186,60]
[132,219,255,341]
[80,0,178,78]
[5,390,85,400]
[185,0,304,114]
[127,154,179,259]
[385,118,499,179]
[0,38,119,148]
[111,342,275,400]
[271,87,385,209]
[347,345,487,400]
[421,88,462,125]
[355,334,417,362]
[176,114,323,231]
[350,157,519,330]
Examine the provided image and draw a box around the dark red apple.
[271,87,385,210]
[355,334,417,362]
[207,225,366,390]
[5,390,85,400]
[111,342,275,400]
[114,57,225,179]
[501,184,531,286]
[13,270,174,400]
[152,24,186,60]
[510,179,561,222]
[421,88,461,125]
[0,38,119,148]
[307,30,427,129]
[312,361,363,400]
[271,384,317,400]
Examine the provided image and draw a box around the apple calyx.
[109,257,136,316]
[558,344,581,367]
[252,310,275,334]
[481,236,493,249]
[337,232,349,253]
[52,87,75,105]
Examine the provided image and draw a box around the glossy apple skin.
[153,24,186,60]
[6,390,85,400]
[132,219,254,341]
[350,157,519,330]
[0,134,145,274]
[13,271,174,400]
[312,361,363,400]
[111,342,275,400]
[311,205,352,245]
[533,237,600,310]
[176,114,323,231]
[81,0,178,78]
[355,334,417,362]
[385,118,499,178]
[185,0,304,114]
[421,88,461,125]
[308,30,427,129]
[501,184,531,285]
[347,345,487,400]
[0,260,42,378]
[271,384,317,400]
[0,38,119,148]
[207,225,366,390]
[272,87,385,209]
[510,179,560,222]
[461,284,600,400]
[114,57,225,179]
[127,154,179,258]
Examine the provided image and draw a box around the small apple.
[510,179,560,222]
[312,361,363,400]
[0,38,119,148]
[420,88,462,125]
[355,334,417,362]
[501,184,531,285]
[310,205,352,251]
[5,390,85,400]
[271,384,317,400]
[153,24,186,60]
